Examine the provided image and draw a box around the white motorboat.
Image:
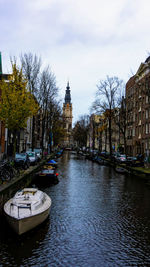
[4,188,51,235]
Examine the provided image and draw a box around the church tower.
[62,82,73,147]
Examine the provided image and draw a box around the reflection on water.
[0,216,50,266]
[1,151,150,266]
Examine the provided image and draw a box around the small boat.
[47,159,58,168]
[115,167,128,174]
[55,149,63,158]
[36,169,59,185]
[43,164,55,170]
[4,188,51,235]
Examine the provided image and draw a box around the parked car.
[34,148,42,161]
[116,154,127,163]
[111,152,120,162]
[26,151,38,165]
[14,153,30,169]
[126,156,144,167]
[126,156,137,165]
[100,151,110,158]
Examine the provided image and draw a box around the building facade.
[87,110,125,153]
[126,56,150,157]
[0,52,12,159]
[87,114,101,150]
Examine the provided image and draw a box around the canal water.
[0,151,150,266]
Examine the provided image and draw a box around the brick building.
[126,56,150,157]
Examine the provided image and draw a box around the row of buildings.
[87,56,150,157]
[2,53,150,158]
[0,53,73,159]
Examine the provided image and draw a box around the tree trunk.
[32,116,35,151]
[109,117,112,155]
[12,130,17,158]
[124,132,127,155]
[41,115,46,155]
[92,122,95,150]
[105,129,107,151]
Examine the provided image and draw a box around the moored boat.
[43,164,55,170]
[4,188,51,235]
[47,159,58,168]
[36,169,59,185]
[115,167,128,174]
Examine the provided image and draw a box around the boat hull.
[37,175,59,185]
[115,167,128,174]
[36,169,59,185]
[5,206,50,235]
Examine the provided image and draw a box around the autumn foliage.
[0,63,38,131]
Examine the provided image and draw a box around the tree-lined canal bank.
[0,151,150,266]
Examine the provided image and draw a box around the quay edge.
[101,157,150,180]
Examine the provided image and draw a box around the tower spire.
[65,81,71,104]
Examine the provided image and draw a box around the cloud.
[1,0,150,122]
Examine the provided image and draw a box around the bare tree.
[47,99,65,151]
[20,53,41,150]
[72,114,90,148]
[20,53,41,95]
[92,75,124,155]
[38,66,59,152]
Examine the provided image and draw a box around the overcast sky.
[1,0,150,124]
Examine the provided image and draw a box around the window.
[145,141,148,150]
[136,114,137,121]
[146,123,148,134]
[142,124,144,134]
[136,127,138,135]
[146,110,149,119]
[146,95,149,103]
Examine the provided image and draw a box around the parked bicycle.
[6,160,20,178]
[0,161,11,183]
[0,160,20,184]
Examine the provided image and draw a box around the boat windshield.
[34,149,41,153]
[28,152,35,157]
[15,153,26,159]
[42,169,54,174]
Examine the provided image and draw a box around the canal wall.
[100,157,150,180]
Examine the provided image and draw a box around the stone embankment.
[85,152,150,180]
[102,157,150,180]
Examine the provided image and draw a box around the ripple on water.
[1,153,150,266]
